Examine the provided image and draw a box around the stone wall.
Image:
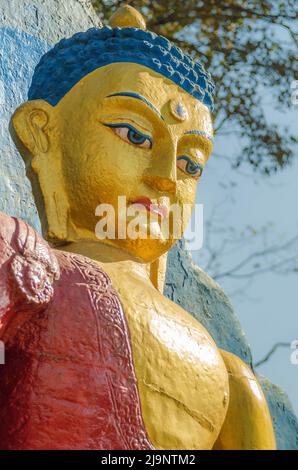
[0,0,100,230]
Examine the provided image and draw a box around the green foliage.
[92,0,298,175]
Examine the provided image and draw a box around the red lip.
[131,197,167,219]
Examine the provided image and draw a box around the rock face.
[0,0,99,44]
[0,0,100,231]
[258,376,298,450]
[0,0,297,450]
[165,240,298,449]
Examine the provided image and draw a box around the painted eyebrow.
[105,92,164,121]
[184,130,213,141]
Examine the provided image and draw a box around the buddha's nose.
[142,147,177,194]
[142,174,176,194]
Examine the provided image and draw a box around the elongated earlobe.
[27,108,50,153]
[10,99,71,244]
[11,99,55,156]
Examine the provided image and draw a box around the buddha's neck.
[59,240,164,291]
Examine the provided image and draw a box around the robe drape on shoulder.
[0,211,153,450]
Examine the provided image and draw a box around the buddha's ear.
[11,100,55,156]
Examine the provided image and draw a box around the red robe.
[0,211,153,450]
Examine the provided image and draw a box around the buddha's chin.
[114,236,175,263]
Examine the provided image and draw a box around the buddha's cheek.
[175,179,198,230]
[62,137,146,231]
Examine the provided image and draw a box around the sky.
[188,102,298,415]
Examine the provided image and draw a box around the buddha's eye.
[177,156,204,179]
[103,123,152,149]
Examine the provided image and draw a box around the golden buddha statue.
[0,5,275,450]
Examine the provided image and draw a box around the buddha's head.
[11,5,214,263]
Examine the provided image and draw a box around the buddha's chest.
[103,266,229,450]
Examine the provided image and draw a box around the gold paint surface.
[214,350,276,450]
[109,5,146,30]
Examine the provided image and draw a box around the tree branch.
[254,342,291,367]
[212,235,298,280]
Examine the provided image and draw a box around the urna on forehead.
[28,5,215,111]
